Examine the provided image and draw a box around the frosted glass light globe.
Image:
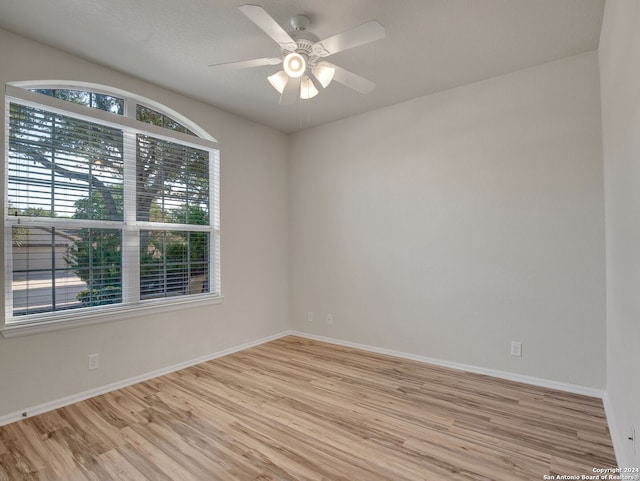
[283,52,306,78]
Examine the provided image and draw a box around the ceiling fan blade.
[315,20,386,57]
[208,57,282,70]
[280,76,301,105]
[239,4,297,51]
[330,64,376,94]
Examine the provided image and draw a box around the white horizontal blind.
[8,103,124,220]
[7,102,126,316]
[136,134,211,300]
[4,87,220,324]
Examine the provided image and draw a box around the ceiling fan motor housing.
[290,14,310,31]
[284,16,325,68]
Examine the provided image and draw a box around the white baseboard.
[603,392,637,474]
[0,331,290,427]
[2,329,622,470]
[0,329,607,430]
[603,393,622,466]
[289,331,606,399]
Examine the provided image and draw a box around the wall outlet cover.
[88,353,100,370]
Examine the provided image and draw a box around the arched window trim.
[2,82,222,337]
[8,80,217,142]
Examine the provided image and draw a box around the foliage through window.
[136,105,196,136]
[4,84,220,325]
[32,89,124,115]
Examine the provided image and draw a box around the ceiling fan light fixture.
[300,76,319,99]
[312,63,335,88]
[268,70,288,93]
[283,52,306,78]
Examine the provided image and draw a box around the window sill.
[1,295,224,338]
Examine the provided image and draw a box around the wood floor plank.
[0,335,616,480]
[98,450,148,481]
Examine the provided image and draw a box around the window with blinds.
[4,85,220,327]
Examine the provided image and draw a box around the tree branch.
[32,153,120,219]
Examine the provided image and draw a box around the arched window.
[3,82,221,334]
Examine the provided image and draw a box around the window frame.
[2,83,222,337]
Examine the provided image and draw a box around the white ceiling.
[0,0,604,133]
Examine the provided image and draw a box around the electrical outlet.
[306,311,313,323]
[88,353,100,370]
[327,314,333,325]
[510,341,522,357]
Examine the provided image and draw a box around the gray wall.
[289,51,606,389]
[599,0,640,469]
[0,28,290,418]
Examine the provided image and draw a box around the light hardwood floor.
[0,336,616,480]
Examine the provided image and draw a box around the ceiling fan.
[209,4,386,104]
